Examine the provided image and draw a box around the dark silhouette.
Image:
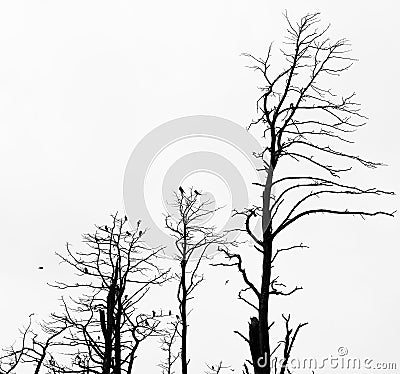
[164,187,230,374]
[216,12,394,374]
[179,186,184,194]
[0,314,67,374]
[46,214,169,374]
[38,266,44,270]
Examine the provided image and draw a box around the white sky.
[0,1,399,373]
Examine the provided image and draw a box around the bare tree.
[47,213,170,374]
[164,187,230,374]
[158,320,180,374]
[216,12,394,374]
[0,314,67,374]
[204,361,232,374]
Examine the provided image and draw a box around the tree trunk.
[181,258,188,374]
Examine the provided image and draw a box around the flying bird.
[179,186,184,194]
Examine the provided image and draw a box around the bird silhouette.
[105,225,108,232]
[225,280,229,285]
[179,186,184,194]
[126,231,131,236]
[176,314,180,320]
[145,320,149,326]
[139,230,143,236]
[169,310,172,316]
[84,267,88,274]
[124,215,128,222]
[152,310,156,317]
[38,266,44,270]
[194,190,201,195]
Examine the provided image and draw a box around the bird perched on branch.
[179,186,184,194]
[124,215,128,222]
[105,225,108,232]
[152,310,156,317]
[84,267,88,274]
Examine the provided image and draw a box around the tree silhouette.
[215,12,394,374]
[164,187,230,374]
[0,314,67,374]
[47,213,170,374]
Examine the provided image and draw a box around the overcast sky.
[0,1,399,373]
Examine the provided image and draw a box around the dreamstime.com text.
[257,347,397,371]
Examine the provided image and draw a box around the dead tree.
[216,12,394,374]
[158,320,180,374]
[0,314,67,374]
[164,187,230,374]
[48,213,170,374]
[205,361,232,374]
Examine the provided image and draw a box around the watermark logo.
[257,347,397,371]
[123,115,264,257]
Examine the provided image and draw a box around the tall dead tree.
[217,12,394,374]
[164,187,230,374]
[48,213,170,374]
